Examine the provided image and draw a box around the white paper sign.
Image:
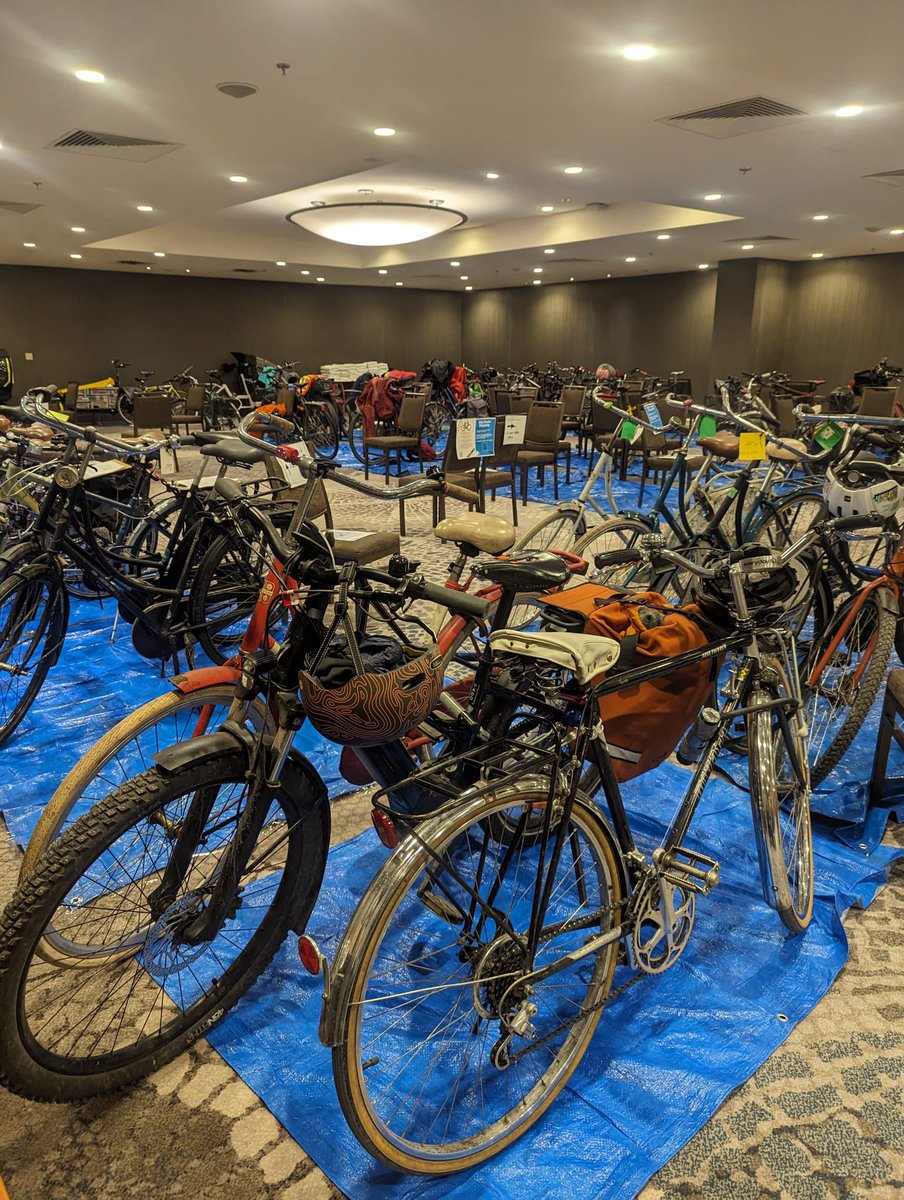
[275,441,310,488]
[503,414,527,446]
[158,446,177,475]
[455,419,477,459]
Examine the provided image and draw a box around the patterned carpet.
[0,460,902,1199]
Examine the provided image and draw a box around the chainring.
[631,876,695,975]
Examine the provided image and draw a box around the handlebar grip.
[593,548,643,569]
[412,577,492,621]
[832,513,886,532]
[257,412,295,435]
[442,482,481,504]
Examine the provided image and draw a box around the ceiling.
[2,0,904,291]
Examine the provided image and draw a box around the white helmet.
[823,457,903,519]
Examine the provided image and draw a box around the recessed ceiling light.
[485,172,499,179]
[656,233,670,240]
[153,251,165,257]
[532,279,542,285]
[889,228,904,236]
[563,166,583,175]
[606,273,611,278]
[378,268,388,274]
[569,276,574,282]
[834,105,863,118]
[136,204,154,212]
[544,247,555,254]
[741,243,755,250]
[70,226,86,233]
[75,69,105,83]
[275,260,286,266]
[625,256,636,263]
[812,214,829,221]
[395,281,404,286]
[811,252,824,258]
[698,263,710,269]
[300,269,310,275]
[316,276,325,282]
[464,285,473,291]
[228,174,248,183]
[540,205,555,212]
[373,127,396,137]
[70,253,82,259]
[533,267,543,273]
[146,266,151,271]
[622,43,656,60]
[185,269,191,273]
[704,193,722,201]
[23,242,36,248]
[460,274,469,280]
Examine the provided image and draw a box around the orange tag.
[738,432,765,460]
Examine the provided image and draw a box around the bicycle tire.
[512,507,583,553]
[747,683,814,934]
[20,684,275,878]
[188,527,286,664]
[753,490,826,550]
[304,404,340,459]
[0,567,68,748]
[331,786,623,1173]
[0,752,329,1101]
[804,588,897,786]
[346,410,366,464]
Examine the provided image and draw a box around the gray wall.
[0,265,462,391]
[461,271,718,399]
[4,252,904,398]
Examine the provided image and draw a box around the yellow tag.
[738,432,765,460]
[52,410,70,422]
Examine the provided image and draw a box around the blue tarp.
[0,464,900,1198]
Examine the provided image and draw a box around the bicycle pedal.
[656,846,720,894]
[416,880,462,924]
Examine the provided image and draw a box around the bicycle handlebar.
[20,388,180,458]
[235,410,480,506]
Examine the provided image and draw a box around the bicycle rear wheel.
[331,787,622,1173]
[747,681,813,934]
[804,588,896,785]
[304,404,340,459]
[0,567,67,747]
[0,752,328,1100]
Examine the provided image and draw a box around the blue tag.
[475,417,496,457]
[643,402,664,431]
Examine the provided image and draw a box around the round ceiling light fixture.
[217,82,259,99]
[287,199,467,246]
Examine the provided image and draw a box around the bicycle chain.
[501,967,645,1068]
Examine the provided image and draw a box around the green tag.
[619,419,639,442]
[699,415,717,438]
[813,421,843,450]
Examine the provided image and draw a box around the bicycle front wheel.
[512,507,582,553]
[332,787,623,1173]
[0,752,328,1100]
[0,567,67,747]
[21,684,274,876]
[804,588,896,785]
[304,404,340,459]
[747,682,813,933]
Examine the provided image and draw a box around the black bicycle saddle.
[471,550,570,593]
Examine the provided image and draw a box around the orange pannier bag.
[541,583,720,780]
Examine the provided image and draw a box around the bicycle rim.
[0,570,66,746]
[334,789,622,1172]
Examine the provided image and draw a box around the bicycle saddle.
[199,440,266,465]
[471,550,569,593]
[698,432,742,461]
[488,629,620,684]
[433,513,516,555]
[766,438,808,462]
[191,431,228,446]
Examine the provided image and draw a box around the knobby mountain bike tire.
[330,786,623,1174]
[20,684,275,879]
[0,566,68,747]
[804,588,897,786]
[0,751,329,1101]
[747,682,814,934]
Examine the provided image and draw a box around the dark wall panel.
[0,265,462,391]
[783,254,904,388]
[461,271,717,397]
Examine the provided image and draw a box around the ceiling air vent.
[116,258,146,265]
[722,234,794,244]
[46,129,183,161]
[659,96,808,140]
[0,200,42,215]
[232,267,263,273]
[863,169,904,188]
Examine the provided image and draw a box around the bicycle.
[315,522,879,1173]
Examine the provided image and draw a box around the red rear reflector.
[371,809,398,849]
[297,935,322,975]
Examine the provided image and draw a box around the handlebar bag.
[545,584,719,780]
